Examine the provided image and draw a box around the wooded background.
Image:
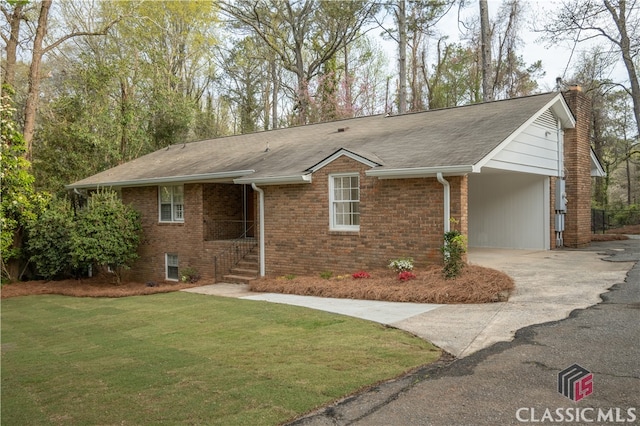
[2,0,638,206]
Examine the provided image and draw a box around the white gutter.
[235,174,312,185]
[251,183,266,277]
[66,170,256,190]
[366,165,477,179]
[436,172,451,233]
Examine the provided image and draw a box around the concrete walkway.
[182,241,634,358]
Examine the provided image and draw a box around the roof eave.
[366,165,479,179]
[234,174,313,185]
[66,170,256,190]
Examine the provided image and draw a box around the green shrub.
[442,229,467,279]
[180,267,201,283]
[613,204,639,227]
[319,271,333,279]
[1,89,49,281]
[70,190,142,284]
[27,197,74,279]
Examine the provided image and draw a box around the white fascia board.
[307,148,382,172]
[66,170,256,190]
[591,149,606,177]
[234,174,312,185]
[549,94,576,128]
[366,165,478,179]
[475,94,574,171]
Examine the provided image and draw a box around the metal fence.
[591,207,640,233]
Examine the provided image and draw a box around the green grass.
[1,293,440,425]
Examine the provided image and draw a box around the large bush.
[70,190,142,284]
[27,198,75,279]
[1,88,49,281]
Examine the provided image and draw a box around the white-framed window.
[159,185,184,222]
[329,173,360,231]
[166,253,179,281]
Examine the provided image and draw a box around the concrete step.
[237,260,258,269]
[222,274,258,284]
[231,267,258,276]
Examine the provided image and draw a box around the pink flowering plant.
[352,271,371,279]
[398,271,416,281]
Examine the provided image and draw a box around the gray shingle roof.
[68,92,568,188]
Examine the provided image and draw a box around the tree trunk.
[626,155,631,205]
[344,44,353,117]
[604,0,640,146]
[397,0,407,114]
[479,0,492,102]
[271,59,279,129]
[591,107,607,206]
[3,3,24,88]
[23,0,52,160]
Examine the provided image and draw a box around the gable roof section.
[68,92,574,189]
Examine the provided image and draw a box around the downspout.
[437,173,450,233]
[251,183,265,277]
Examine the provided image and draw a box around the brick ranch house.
[68,88,604,283]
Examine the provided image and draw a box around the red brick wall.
[120,161,466,280]
[261,156,463,276]
[122,184,213,282]
[562,88,592,248]
[203,183,246,240]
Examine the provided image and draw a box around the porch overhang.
[366,165,479,179]
[66,170,256,190]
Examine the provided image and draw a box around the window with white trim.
[166,253,179,281]
[159,185,184,222]
[329,173,360,231]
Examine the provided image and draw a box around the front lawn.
[1,292,440,425]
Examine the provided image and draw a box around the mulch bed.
[1,276,203,299]
[250,265,515,304]
[3,229,634,302]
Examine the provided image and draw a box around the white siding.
[469,173,549,250]
[485,111,561,176]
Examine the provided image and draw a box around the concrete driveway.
[289,239,640,426]
[183,241,634,359]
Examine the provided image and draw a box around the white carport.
[468,104,571,250]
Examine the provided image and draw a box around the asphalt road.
[290,240,640,426]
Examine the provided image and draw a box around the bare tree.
[541,0,640,143]
[479,0,492,101]
[220,0,378,125]
[397,0,407,113]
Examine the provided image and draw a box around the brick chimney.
[562,86,592,248]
